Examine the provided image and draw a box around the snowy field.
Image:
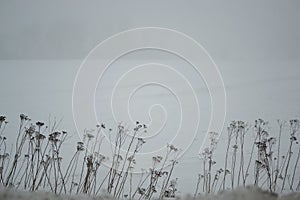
[1,187,300,200]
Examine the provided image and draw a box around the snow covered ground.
[0,187,299,200]
[0,189,109,200]
[191,187,300,200]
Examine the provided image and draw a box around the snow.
[0,189,112,200]
[190,187,300,200]
[0,187,299,200]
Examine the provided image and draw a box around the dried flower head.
[19,114,29,121]
[36,121,44,127]
[168,144,178,152]
[77,141,84,151]
[86,133,94,139]
[0,116,6,122]
[137,138,146,146]
[26,125,35,136]
[36,133,46,140]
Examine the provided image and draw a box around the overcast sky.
[1,1,299,60]
[0,0,300,195]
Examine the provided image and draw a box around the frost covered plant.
[5,114,30,187]
[221,121,235,191]
[159,159,179,199]
[193,174,202,198]
[227,121,248,189]
[281,119,299,192]
[92,121,149,199]
[2,113,300,198]
[162,178,178,198]
[137,144,180,200]
[200,131,219,194]
[0,114,177,199]
[71,125,109,195]
[0,116,8,135]
[0,115,71,194]
[218,121,248,190]
[251,119,277,192]
[198,118,300,195]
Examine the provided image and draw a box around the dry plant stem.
[290,146,300,190]
[0,122,7,136]
[114,130,138,197]
[207,153,215,193]
[69,153,80,194]
[212,170,222,193]
[95,170,110,195]
[243,133,258,187]
[3,144,13,180]
[140,159,161,199]
[107,127,123,193]
[159,160,177,199]
[281,140,294,191]
[77,138,90,194]
[82,155,92,193]
[129,170,133,199]
[202,159,206,193]
[273,121,283,192]
[231,133,238,189]
[254,125,262,187]
[238,128,245,187]
[90,162,102,195]
[148,150,171,199]
[16,119,25,152]
[5,128,27,186]
[116,131,146,198]
[59,150,78,194]
[12,157,26,186]
[35,138,51,189]
[296,175,300,191]
[194,174,201,198]
[222,128,233,190]
[132,172,150,199]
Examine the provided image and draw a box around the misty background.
[0,0,300,195]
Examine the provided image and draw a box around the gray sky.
[0,0,300,195]
[1,1,299,60]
